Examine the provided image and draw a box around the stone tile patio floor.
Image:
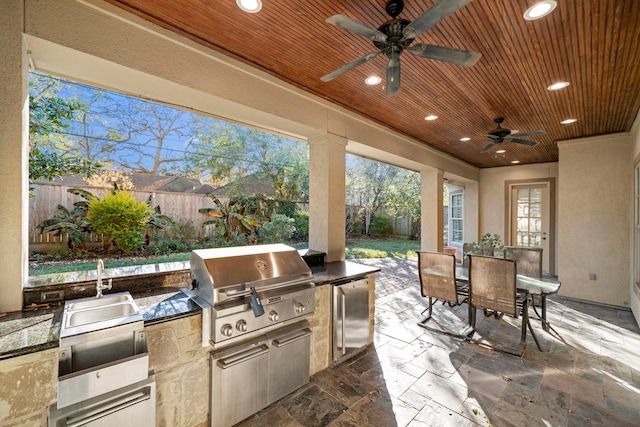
[239,257,640,426]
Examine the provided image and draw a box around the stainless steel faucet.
[96,259,112,298]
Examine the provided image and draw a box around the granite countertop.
[0,287,199,361]
[310,261,381,284]
[0,261,379,361]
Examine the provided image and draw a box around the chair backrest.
[505,246,542,278]
[468,255,517,316]
[417,251,458,303]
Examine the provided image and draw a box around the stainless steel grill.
[190,243,316,347]
[189,244,316,427]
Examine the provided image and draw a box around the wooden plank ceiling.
[106,0,640,168]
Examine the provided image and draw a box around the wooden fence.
[29,183,414,246]
[29,183,218,244]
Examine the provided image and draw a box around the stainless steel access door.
[332,277,370,366]
[267,321,312,404]
[48,375,155,427]
[210,336,269,427]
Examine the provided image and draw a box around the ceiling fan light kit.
[480,117,546,153]
[321,0,481,96]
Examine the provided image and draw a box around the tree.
[184,121,308,200]
[28,72,101,182]
[346,156,399,234]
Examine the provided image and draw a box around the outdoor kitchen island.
[0,254,379,427]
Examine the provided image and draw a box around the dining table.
[455,265,561,331]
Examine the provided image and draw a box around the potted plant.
[468,233,509,258]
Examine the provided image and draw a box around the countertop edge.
[1,261,379,360]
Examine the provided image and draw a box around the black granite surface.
[0,287,198,360]
[1,261,377,361]
[310,261,380,285]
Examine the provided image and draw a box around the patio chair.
[467,254,542,355]
[417,251,471,336]
[504,246,543,278]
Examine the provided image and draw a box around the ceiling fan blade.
[407,44,481,67]
[481,142,495,153]
[508,130,546,138]
[509,138,539,146]
[321,52,381,82]
[386,53,401,96]
[482,134,500,140]
[326,14,387,42]
[401,0,472,42]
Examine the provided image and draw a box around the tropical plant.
[144,195,174,231]
[36,188,97,249]
[199,194,264,242]
[87,191,153,253]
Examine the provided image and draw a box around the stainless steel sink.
[66,293,132,311]
[66,302,137,327]
[60,291,143,339]
[57,291,149,408]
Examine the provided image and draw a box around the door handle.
[337,287,346,356]
[272,328,312,347]
[217,344,269,368]
[66,388,151,427]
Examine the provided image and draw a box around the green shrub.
[369,213,394,237]
[87,191,153,253]
[292,209,309,241]
[259,214,296,244]
[276,200,298,218]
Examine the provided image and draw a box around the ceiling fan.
[481,117,546,153]
[320,0,481,96]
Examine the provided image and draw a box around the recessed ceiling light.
[236,0,262,13]
[365,76,382,85]
[524,1,557,20]
[561,118,577,124]
[424,115,438,121]
[547,81,570,91]
[511,160,521,164]
[459,137,470,141]
[496,149,506,154]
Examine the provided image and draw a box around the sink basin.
[66,302,137,327]
[66,293,132,311]
[60,291,143,338]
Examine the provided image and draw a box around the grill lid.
[190,244,312,306]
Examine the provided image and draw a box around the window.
[449,192,463,244]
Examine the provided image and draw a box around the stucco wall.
[478,163,559,271]
[558,134,631,307]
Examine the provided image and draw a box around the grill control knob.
[268,311,279,322]
[294,303,306,314]
[236,320,247,332]
[221,324,233,337]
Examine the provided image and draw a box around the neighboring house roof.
[38,173,214,194]
[211,173,275,197]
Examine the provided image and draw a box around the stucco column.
[308,133,347,262]
[420,168,444,252]
[0,4,28,312]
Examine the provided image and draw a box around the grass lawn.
[29,238,419,276]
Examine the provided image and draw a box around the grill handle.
[216,344,269,369]
[271,328,312,348]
